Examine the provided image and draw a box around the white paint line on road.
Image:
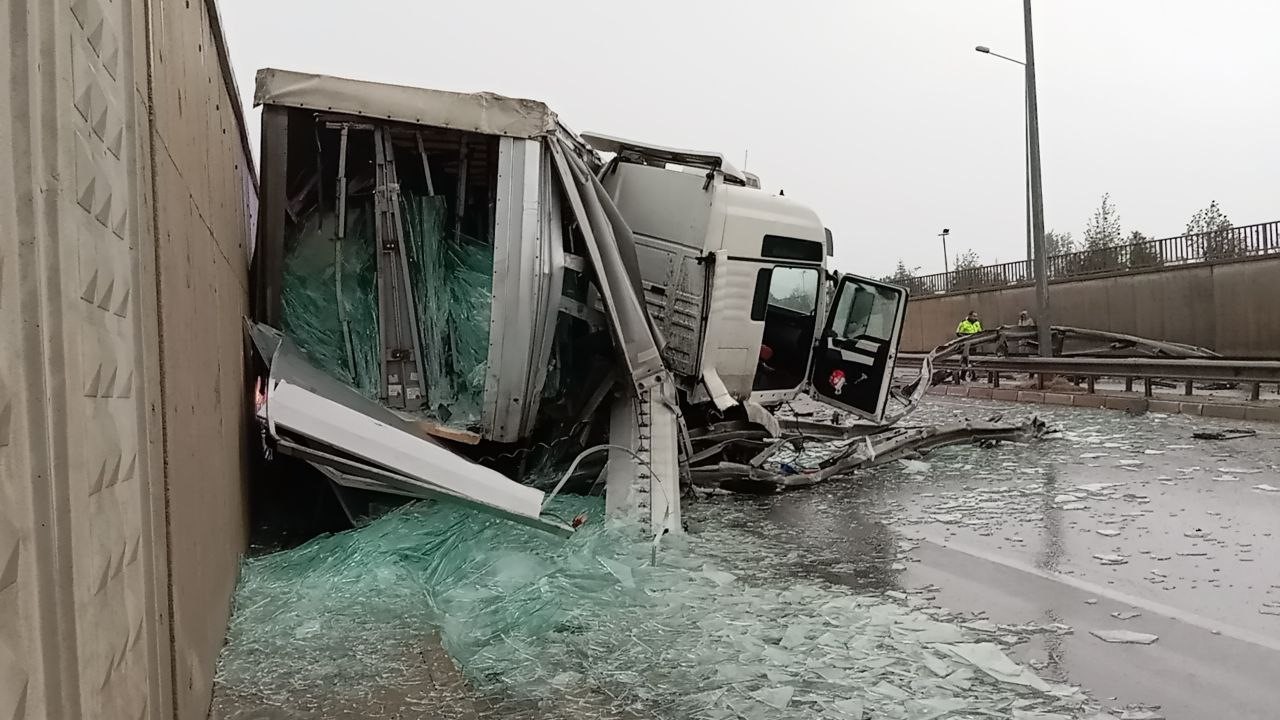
[918,535,1280,654]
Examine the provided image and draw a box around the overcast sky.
[219,0,1279,278]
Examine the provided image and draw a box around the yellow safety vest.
[957,320,983,335]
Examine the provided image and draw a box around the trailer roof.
[254,68,559,139]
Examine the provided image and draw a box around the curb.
[926,385,1280,423]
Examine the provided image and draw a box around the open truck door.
[809,275,908,423]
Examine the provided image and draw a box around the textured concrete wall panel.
[1,0,255,718]
[904,259,1280,357]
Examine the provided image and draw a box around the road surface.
[746,396,1280,719]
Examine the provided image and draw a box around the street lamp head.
[975,45,991,53]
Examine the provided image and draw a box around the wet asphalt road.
[760,397,1280,719]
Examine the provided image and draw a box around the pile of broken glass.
[216,492,1095,720]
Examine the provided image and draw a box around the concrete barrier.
[903,257,1280,357]
[1,1,254,717]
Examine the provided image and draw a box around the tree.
[1083,193,1123,250]
[879,259,930,295]
[1126,230,1161,269]
[1072,193,1126,274]
[880,259,919,284]
[1185,200,1232,236]
[1043,229,1076,257]
[953,249,982,270]
[1185,201,1239,259]
[949,249,987,291]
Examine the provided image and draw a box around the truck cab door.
[809,275,908,423]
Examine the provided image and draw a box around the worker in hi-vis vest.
[955,310,982,337]
[954,310,982,382]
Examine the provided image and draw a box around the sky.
[217,0,1280,278]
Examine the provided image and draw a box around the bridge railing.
[910,220,1280,295]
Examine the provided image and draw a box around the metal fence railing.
[907,220,1280,296]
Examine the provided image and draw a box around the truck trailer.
[247,69,910,540]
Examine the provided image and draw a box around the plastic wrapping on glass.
[214,492,1092,719]
[402,194,493,427]
[281,205,381,399]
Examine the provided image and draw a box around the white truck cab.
[584,134,909,424]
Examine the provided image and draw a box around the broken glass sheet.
[402,194,493,427]
[281,204,381,398]
[1089,630,1159,645]
[214,494,1091,719]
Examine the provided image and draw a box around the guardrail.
[896,353,1280,399]
[905,220,1280,295]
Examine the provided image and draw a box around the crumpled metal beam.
[929,324,1220,360]
[882,324,1222,427]
[690,417,1051,494]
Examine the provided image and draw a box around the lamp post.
[939,228,951,274]
[974,45,1032,269]
[974,0,1051,358]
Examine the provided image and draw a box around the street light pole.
[1023,0,1052,357]
[939,228,950,274]
[1024,106,1032,268]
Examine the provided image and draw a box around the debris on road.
[688,416,1053,494]
[1090,630,1160,645]
[1110,611,1142,620]
[1192,428,1258,441]
[1118,708,1167,720]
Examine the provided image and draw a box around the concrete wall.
[1,1,255,719]
[902,257,1280,357]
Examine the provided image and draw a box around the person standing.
[1016,309,1035,355]
[954,311,982,381]
[956,310,983,336]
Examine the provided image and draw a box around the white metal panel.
[519,149,566,437]
[605,382,681,537]
[698,251,768,402]
[483,137,544,442]
[602,163,711,251]
[716,183,827,253]
[633,245,706,378]
[267,381,547,521]
[549,142,668,393]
